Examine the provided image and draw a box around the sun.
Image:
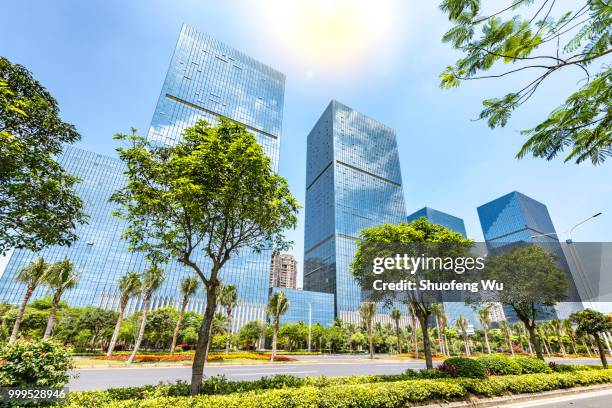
[248,0,403,76]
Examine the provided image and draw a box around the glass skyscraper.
[0,24,285,332]
[407,207,480,329]
[477,191,582,320]
[270,288,334,327]
[303,100,407,323]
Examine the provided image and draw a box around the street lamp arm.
[568,212,603,238]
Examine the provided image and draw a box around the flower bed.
[94,353,295,363]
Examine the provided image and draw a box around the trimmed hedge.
[514,356,553,374]
[67,370,612,408]
[476,355,522,375]
[439,356,487,378]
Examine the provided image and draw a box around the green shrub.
[404,368,450,379]
[513,356,552,374]
[77,370,612,408]
[439,357,487,378]
[477,355,522,375]
[550,363,602,373]
[0,339,73,387]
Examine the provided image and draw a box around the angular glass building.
[477,191,582,320]
[269,288,334,327]
[407,207,467,237]
[0,25,285,332]
[407,207,479,329]
[303,100,407,323]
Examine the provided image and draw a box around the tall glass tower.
[477,191,582,320]
[407,207,480,328]
[303,100,407,322]
[0,25,285,332]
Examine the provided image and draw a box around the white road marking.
[496,388,612,407]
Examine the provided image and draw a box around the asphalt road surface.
[498,388,612,408]
[69,356,602,391]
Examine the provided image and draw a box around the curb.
[416,384,612,407]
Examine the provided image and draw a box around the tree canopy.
[439,0,611,164]
[0,57,86,254]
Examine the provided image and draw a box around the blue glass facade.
[270,288,334,327]
[0,25,285,331]
[407,207,467,237]
[303,101,407,322]
[477,191,582,321]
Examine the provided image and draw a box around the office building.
[303,100,407,322]
[270,253,298,289]
[0,25,285,331]
[407,207,480,329]
[477,191,582,321]
[270,287,334,327]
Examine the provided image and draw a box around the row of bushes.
[93,353,296,362]
[440,355,554,378]
[65,369,612,408]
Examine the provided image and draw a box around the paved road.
[69,357,603,391]
[499,388,612,407]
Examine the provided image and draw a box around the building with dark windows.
[477,191,582,321]
[407,207,480,329]
[0,24,285,331]
[270,288,334,327]
[303,100,408,323]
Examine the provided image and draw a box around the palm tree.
[42,258,79,339]
[563,319,578,355]
[407,302,419,359]
[478,306,492,354]
[170,276,199,353]
[456,315,471,356]
[267,290,289,361]
[550,319,567,355]
[9,258,50,343]
[390,307,402,354]
[439,309,450,356]
[218,283,238,354]
[359,302,376,359]
[430,304,445,355]
[514,322,533,355]
[500,321,514,356]
[127,264,165,364]
[107,271,141,356]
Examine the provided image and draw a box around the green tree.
[145,307,177,348]
[237,320,265,349]
[550,318,567,355]
[439,0,612,164]
[359,302,376,359]
[500,321,515,356]
[42,259,79,339]
[218,283,238,354]
[9,258,50,343]
[564,319,579,355]
[0,57,86,255]
[267,290,289,361]
[484,244,569,360]
[571,308,612,367]
[107,271,141,356]
[456,315,471,356]
[352,218,475,369]
[478,306,492,354]
[55,306,116,349]
[126,264,164,364]
[112,119,298,394]
[170,276,199,353]
[390,307,402,354]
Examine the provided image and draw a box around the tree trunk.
[595,334,608,368]
[416,310,433,369]
[10,283,35,343]
[525,322,544,360]
[225,304,233,355]
[43,291,62,339]
[582,339,593,357]
[412,317,419,359]
[107,300,127,356]
[190,282,218,395]
[395,320,401,354]
[271,318,279,361]
[484,329,491,354]
[557,333,566,355]
[368,324,374,359]
[570,338,577,355]
[444,332,450,356]
[127,294,150,364]
[170,295,189,353]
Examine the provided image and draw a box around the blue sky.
[2,1,610,282]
